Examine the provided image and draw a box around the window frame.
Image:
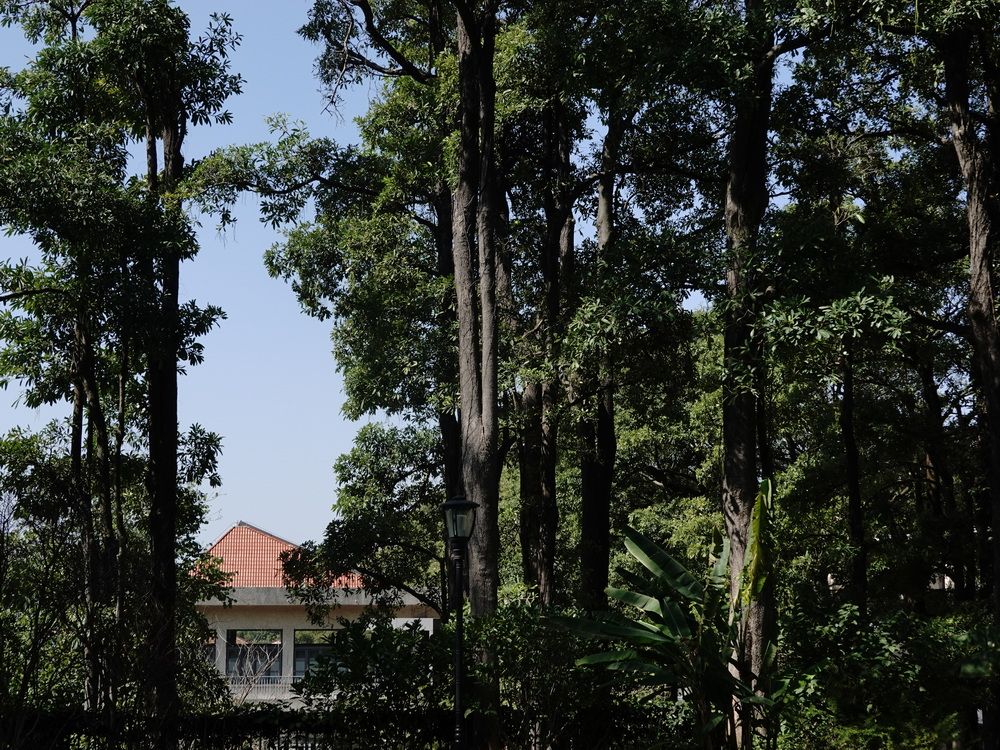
[293,629,335,679]
[225,629,283,682]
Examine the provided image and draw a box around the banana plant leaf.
[550,615,679,647]
[606,585,664,619]
[623,526,704,602]
[551,523,772,743]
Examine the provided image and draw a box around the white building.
[197,521,435,702]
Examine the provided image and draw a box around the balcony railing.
[227,675,296,702]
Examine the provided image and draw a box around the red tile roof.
[207,521,360,589]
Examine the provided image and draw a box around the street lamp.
[441,496,477,750]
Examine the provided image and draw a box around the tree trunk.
[433,184,463,507]
[145,109,184,750]
[942,30,1000,748]
[917,359,970,597]
[72,371,103,714]
[579,387,616,611]
[577,114,627,611]
[452,0,499,622]
[452,6,502,746]
[519,381,544,589]
[721,8,776,744]
[839,341,867,611]
[514,382,558,607]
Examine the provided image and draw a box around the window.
[226,629,282,682]
[293,630,334,678]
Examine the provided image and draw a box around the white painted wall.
[197,591,436,702]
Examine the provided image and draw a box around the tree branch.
[0,287,66,304]
[354,563,442,614]
[350,0,432,83]
[908,309,970,338]
[764,30,822,64]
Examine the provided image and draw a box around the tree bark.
[721,7,776,744]
[917,358,970,597]
[516,98,573,607]
[452,5,502,746]
[144,104,185,750]
[72,369,103,715]
[452,0,500,622]
[579,387,616,611]
[519,381,544,589]
[942,30,1000,748]
[577,114,627,612]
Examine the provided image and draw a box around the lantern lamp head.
[441,496,478,545]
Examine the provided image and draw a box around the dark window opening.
[226,629,282,682]
[293,629,334,679]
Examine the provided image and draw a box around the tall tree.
[0,2,239,746]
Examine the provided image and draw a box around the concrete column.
[216,626,227,677]
[282,626,294,679]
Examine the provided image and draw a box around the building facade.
[198,521,434,702]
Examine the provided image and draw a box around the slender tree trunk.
[943,31,1000,749]
[579,388,616,611]
[519,382,544,589]
[537,384,558,606]
[917,359,969,596]
[577,114,627,612]
[722,8,776,744]
[72,371,103,714]
[518,99,570,606]
[754,329,775,481]
[78,326,118,595]
[452,1,499,622]
[839,341,867,611]
[77,322,122,725]
[516,382,557,606]
[144,109,184,750]
[433,187,463,507]
[530,102,574,607]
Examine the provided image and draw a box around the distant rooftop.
[207,521,359,589]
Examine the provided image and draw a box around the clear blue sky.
[0,2,374,545]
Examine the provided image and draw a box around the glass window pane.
[293,630,335,677]
[226,629,282,679]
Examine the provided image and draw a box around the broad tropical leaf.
[623,525,703,601]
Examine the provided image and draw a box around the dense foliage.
[3,0,1000,748]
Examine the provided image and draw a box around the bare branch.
[349,0,432,83]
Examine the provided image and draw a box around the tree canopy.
[3,0,1000,748]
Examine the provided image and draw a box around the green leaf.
[623,525,703,601]
[607,586,664,619]
[577,649,638,666]
[662,601,693,640]
[551,615,677,646]
[699,713,726,736]
[741,479,773,607]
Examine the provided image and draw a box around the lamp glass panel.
[452,509,475,540]
[445,506,476,541]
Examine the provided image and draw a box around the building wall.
[196,588,436,702]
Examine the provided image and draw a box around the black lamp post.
[441,496,478,750]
